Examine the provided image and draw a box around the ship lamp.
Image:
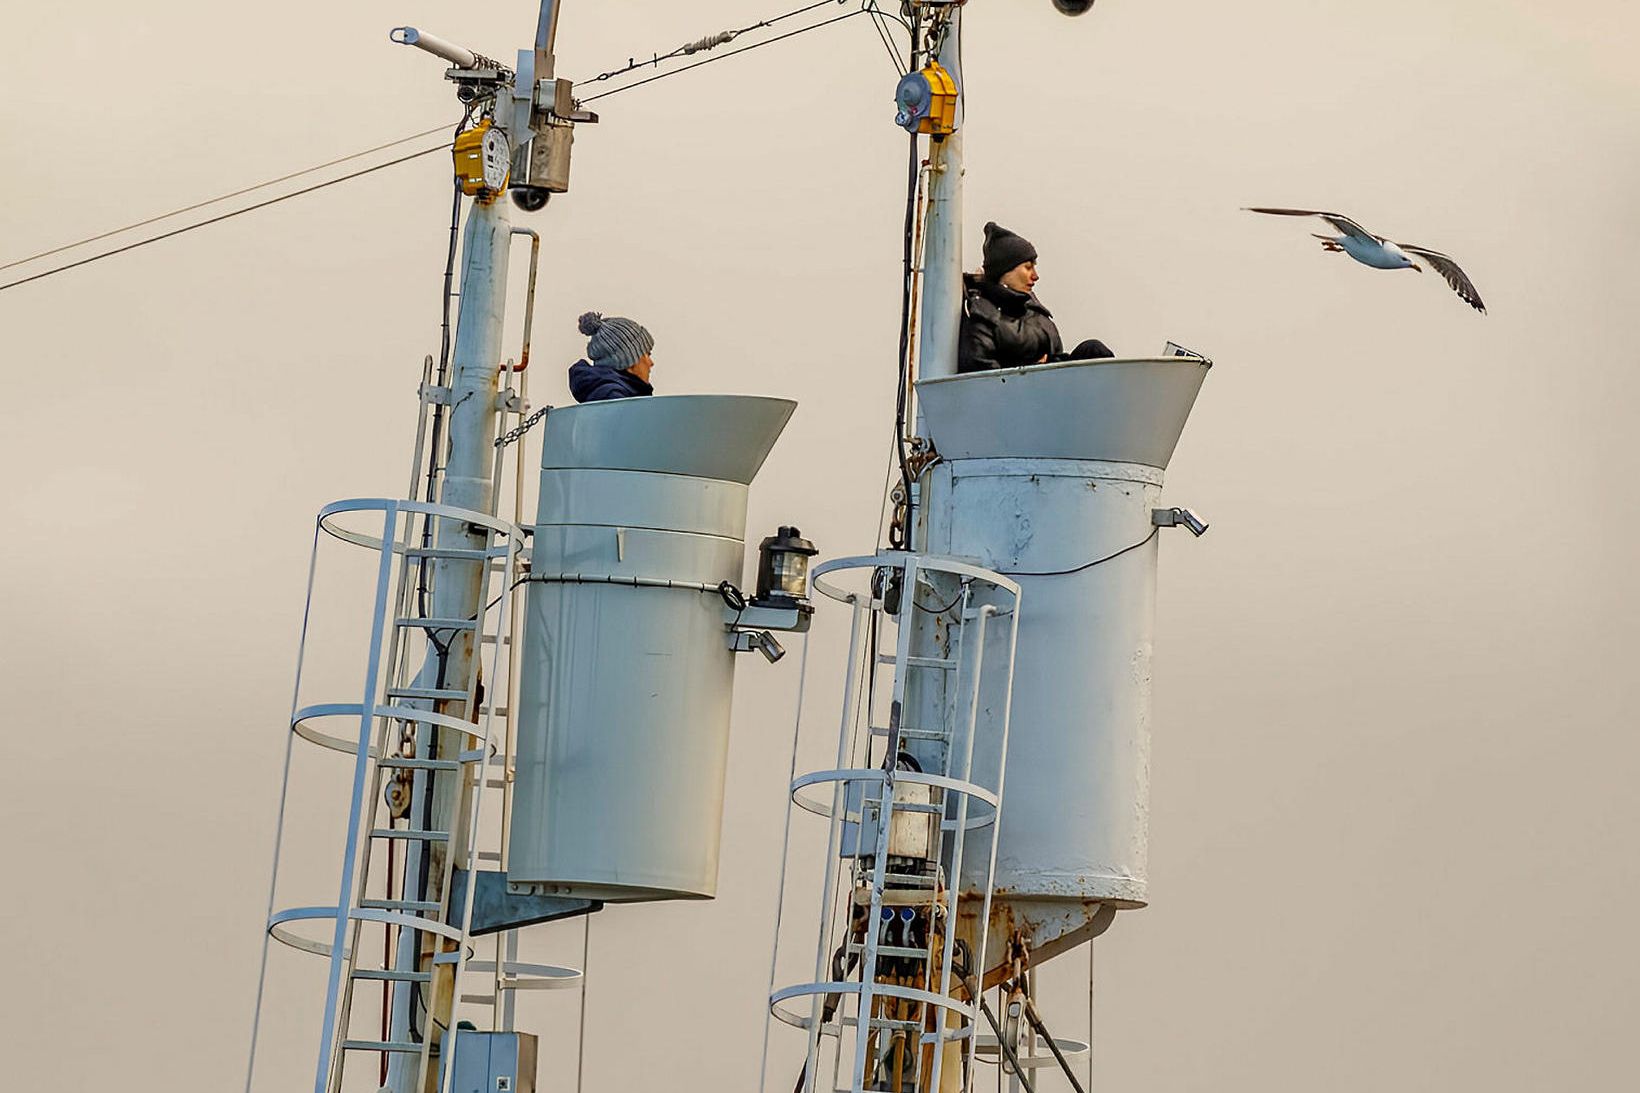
[755,526,818,606]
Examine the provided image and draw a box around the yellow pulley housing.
[893,62,958,136]
[453,121,511,196]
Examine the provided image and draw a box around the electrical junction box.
[449,1030,537,1093]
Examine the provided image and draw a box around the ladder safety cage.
[253,496,520,1093]
[761,551,1022,1093]
[247,350,582,1093]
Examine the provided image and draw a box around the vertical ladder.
[251,352,532,1093]
[326,351,540,1093]
[765,552,1022,1093]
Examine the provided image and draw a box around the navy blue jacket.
[568,360,654,403]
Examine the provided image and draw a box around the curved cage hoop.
[315,496,524,557]
[789,768,1000,831]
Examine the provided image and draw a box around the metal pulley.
[894,62,958,135]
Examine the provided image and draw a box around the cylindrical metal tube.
[390,26,479,69]
[915,11,965,392]
[910,356,1211,966]
[507,395,796,902]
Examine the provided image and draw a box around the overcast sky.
[3,2,1638,1091]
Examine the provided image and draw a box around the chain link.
[495,404,551,448]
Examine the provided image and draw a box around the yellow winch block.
[917,62,958,136]
[894,63,959,136]
[453,121,510,196]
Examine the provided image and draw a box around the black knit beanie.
[981,222,1038,282]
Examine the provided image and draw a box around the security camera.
[754,630,786,664]
[1152,507,1210,537]
[1052,0,1098,14]
[510,186,550,212]
[1175,508,1209,537]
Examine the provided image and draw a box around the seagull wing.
[1244,207,1377,242]
[1400,244,1487,313]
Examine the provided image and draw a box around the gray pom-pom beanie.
[578,311,655,372]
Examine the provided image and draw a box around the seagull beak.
[1410,262,1423,273]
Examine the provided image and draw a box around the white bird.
[1245,207,1487,313]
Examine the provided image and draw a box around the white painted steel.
[246,496,526,1093]
[915,11,965,391]
[762,552,1021,1093]
[388,195,514,1093]
[537,393,794,483]
[910,357,1210,965]
[916,355,1210,469]
[508,395,796,901]
[389,26,480,69]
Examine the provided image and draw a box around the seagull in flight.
[1245,207,1487,313]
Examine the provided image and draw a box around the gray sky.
[3,2,1638,1090]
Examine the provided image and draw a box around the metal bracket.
[452,867,601,936]
[496,387,526,414]
[726,628,786,663]
[722,603,811,633]
[1152,506,1209,537]
[420,383,453,406]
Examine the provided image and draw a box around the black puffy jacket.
[957,274,1063,373]
[568,360,654,403]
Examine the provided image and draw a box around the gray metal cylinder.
[912,357,1210,961]
[507,395,795,902]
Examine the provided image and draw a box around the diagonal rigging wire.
[0,123,455,275]
[865,1,909,71]
[0,143,451,294]
[1,1,912,294]
[578,0,852,85]
[580,5,878,103]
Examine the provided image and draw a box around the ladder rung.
[405,546,492,561]
[360,898,441,913]
[386,686,469,702]
[352,968,433,984]
[479,634,513,645]
[478,706,510,718]
[878,653,958,670]
[461,993,497,1005]
[372,829,451,842]
[477,851,503,863]
[395,617,478,631]
[891,802,942,815]
[343,1040,423,1054]
[377,757,462,773]
[869,726,949,741]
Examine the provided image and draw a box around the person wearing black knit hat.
[957,222,1114,374]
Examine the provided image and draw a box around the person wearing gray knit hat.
[958,221,1114,373]
[568,310,658,403]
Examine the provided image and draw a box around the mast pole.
[385,4,564,1085]
[914,7,965,396]
[383,176,514,1093]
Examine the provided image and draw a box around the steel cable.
[0,124,454,275]
[0,143,452,293]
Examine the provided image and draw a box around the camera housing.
[1052,0,1097,14]
[510,186,551,212]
